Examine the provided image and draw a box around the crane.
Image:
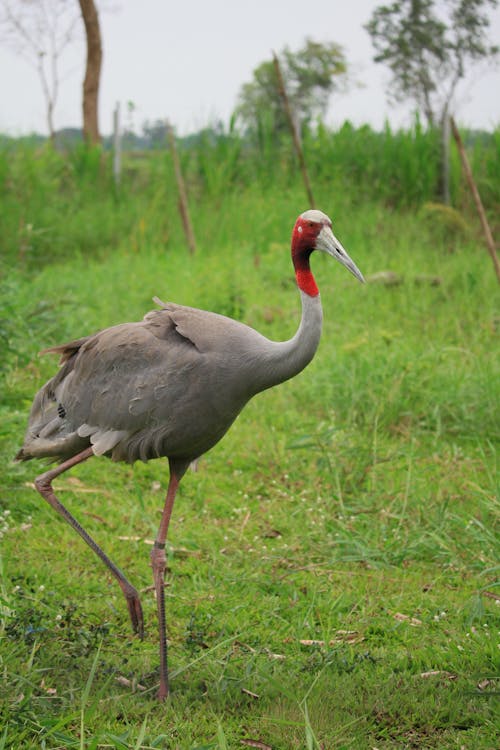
[16,209,364,700]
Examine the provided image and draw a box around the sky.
[1,0,499,137]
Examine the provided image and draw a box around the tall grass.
[185,116,497,207]
[1,120,498,274]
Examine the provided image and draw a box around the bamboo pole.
[450,116,500,285]
[167,122,196,256]
[272,52,315,209]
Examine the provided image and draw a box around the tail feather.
[40,335,92,364]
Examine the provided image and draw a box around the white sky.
[1,0,499,137]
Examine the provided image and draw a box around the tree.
[78,0,102,145]
[365,0,499,202]
[0,0,81,140]
[235,38,348,138]
[143,119,169,148]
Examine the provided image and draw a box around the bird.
[16,209,364,700]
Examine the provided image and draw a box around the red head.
[291,209,364,296]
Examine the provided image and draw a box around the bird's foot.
[157,679,169,701]
[124,588,144,639]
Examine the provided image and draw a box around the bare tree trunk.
[36,51,57,142]
[47,99,55,143]
[78,0,102,144]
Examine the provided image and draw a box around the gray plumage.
[17,296,322,467]
[16,210,364,700]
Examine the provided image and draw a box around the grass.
[0,141,499,747]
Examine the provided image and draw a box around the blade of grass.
[216,721,229,750]
[80,642,102,750]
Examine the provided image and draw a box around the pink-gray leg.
[34,446,144,637]
[150,461,186,701]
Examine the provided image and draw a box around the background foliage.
[0,122,499,748]
[1,118,499,272]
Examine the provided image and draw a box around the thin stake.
[167,122,196,255]
[112,102,121,186]
[273,52,315,209]
[450,116,500,285]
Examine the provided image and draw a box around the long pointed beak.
[316,225,365,283]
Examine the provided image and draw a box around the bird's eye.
[308,221,314,228]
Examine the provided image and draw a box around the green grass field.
[0,140,499,748]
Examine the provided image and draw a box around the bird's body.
[18,295,321,468]
[17,209,364,700]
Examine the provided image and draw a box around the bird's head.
[291,209,364,296]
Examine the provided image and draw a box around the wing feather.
[18,301,264,464]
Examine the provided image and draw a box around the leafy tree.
[365,0,499,202]
[235,38,348,138]
[143,119,169,148]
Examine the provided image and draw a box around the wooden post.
[440,112,451,205]
[272,52,315,209]
[450,116,500,285]
[167,122,196,256]
[113,102,121,186]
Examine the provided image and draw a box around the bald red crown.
[291,215,329,297]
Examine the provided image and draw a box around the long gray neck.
[255,290,323,392]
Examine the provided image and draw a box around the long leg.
[34,446,144,637]
[150,460,187,701]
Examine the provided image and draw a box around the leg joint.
[150,545,167,571]
[34,475,51,494]
[121,583,140,601]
